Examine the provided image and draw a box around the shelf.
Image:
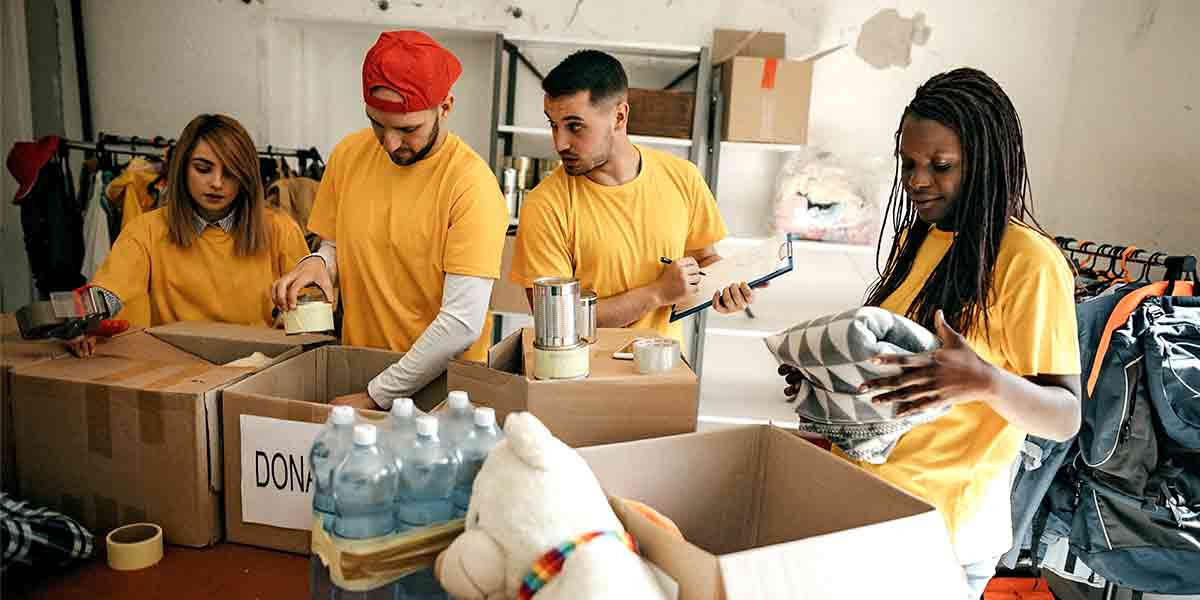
[719,141,808,153]
[503,34,702,60]
[498,125,694,148]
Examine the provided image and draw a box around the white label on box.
[239,414,324,530]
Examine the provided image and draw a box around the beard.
[389,118,441,166]
[560,128,612,176]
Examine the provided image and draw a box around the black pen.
[660,256,706,276]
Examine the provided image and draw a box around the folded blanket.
[764,306,947,464]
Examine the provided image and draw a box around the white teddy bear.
[435,412,670,600]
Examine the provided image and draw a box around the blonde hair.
[166,114,269,256]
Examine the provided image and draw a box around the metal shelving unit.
[488,34,715,372]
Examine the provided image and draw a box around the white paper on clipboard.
[669,239,794,322]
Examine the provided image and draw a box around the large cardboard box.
[579,425,967,598]
[713,28,838,144]
[1,314,67,494]
[448,328,699,448]
[221,345,446,554]
[9,322,332,547]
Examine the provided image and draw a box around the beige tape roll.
[533,344,590,380]
[106,523,164,571]
[284,301,335,334]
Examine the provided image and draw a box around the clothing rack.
[60,134,323,163]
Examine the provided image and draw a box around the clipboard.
[669,239,794,322]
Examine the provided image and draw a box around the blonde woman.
[67,114,308,356]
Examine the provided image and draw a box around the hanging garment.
[265,175,321,251]
[763,306,946,463]
[7,137,86,298]
[81,170,111,278]
[106,158,163,232]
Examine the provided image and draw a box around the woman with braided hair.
[780,68,1082,596]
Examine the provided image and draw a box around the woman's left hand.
[861,310,997,417]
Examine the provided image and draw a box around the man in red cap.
[272,31,507,410]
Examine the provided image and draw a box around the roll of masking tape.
[284,301,335,334]
[106,523,164,571]
[532,344,590,380]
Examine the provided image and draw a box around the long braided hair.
[864,68,1052,340]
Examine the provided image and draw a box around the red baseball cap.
[362,31,462,114]
[7,135,60,204]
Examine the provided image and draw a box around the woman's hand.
[861,310,998,417]
[65,335,98,358]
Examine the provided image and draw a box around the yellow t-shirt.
[843,222,1080,554]
[91,207,309,327]
[510,146,728,342]
[307,130,507,362]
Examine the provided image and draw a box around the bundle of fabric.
[764,307,946,464]
[1,494,95,571]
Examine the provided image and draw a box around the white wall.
[1047,0,1200,257]
[77,0,1087,241]
[2,0,35,311]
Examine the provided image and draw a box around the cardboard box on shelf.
[9,322,332,547]
[1,314,67,494]
[713,28,840,144]
[579,425,967,599]
[221,345,445,554]
[448,328,698,448]
[627,88,696,139]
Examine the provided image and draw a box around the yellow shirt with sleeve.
[91,207,309,327]
[841,221,1080,560]
[510,146,728,342]
[307,130,507,362]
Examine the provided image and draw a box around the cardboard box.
[712,29,786,65]
[490,235,531,315]
[9,322,331,547]
[1,314,67,494]
[579,425,967,598]
[221,345,446,554]
[713,28,838,144]
[448,328,699,448]
[628,88,696,139]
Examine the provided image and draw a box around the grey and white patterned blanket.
[764,306,948,464]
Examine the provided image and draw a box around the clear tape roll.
[634,338,680,375]
[106,523,164,571]
[284,301,335,334]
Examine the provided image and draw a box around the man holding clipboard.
[511,50,762,344]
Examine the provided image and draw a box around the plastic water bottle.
[437,391,474,449]
[311,406,357,531]
[310,405,356,600]
[386,398,422,457]
[330,424,402,600]
[396,416,461,600]
[452,407,505,515]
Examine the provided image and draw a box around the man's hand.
[272,256,335,312]
[332,392,377,410]
[654,257,701,306]
[65,335,97,358]
[712,282,756,314]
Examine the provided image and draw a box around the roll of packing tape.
[533,344,590,380]
[634,338,679,375]
[284,301,335,334]
[106,523,164,571]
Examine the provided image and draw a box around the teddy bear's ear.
[503,412,559,471]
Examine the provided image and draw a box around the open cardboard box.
[448,328,699,448]
[9,322,332,547]
[221,345,446,554]
[713,28,840,144]
[579,425,967,598]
